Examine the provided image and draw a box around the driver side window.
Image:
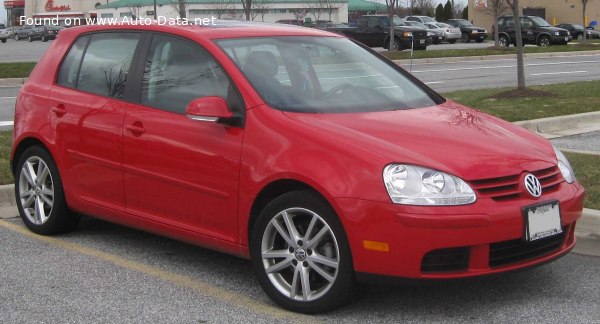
[141,35,231,114]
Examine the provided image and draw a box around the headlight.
[383,164,476,206]
[553,146,575,183]
[472,30,478,34]
[555,31,560,36]
[403,32,413,37]
[427,31,434,37]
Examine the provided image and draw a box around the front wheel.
[28,35,32,42]
[15,146,80,235]
[538,35,551,47]
[14,34,20,41]
[250,190,355,313]
[448,39,457,44]
[1,39,6,43]
[41,36,47,42]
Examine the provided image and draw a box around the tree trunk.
[494,8,500,47]
[389,11,395,51]
[178,0,186,19]
[512,0,526,89]
[582,2,588,40]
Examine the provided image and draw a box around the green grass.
[565,152,600,210]
[0,131,13,185]
[381,43,600,60]
[0,62,36,79]
[445,81,600,122]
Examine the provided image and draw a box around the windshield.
[216,37,441,113]
[409,21,429,29]
[381,16,408,26]
[530,16,551,27]
[420,17,436,23]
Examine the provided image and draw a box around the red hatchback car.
[12,22,584,313]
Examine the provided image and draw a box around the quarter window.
[57,35,89,88]
[140,35,231,114]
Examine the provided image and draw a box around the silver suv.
[405,15,437,24]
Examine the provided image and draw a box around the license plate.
[523,201,562,242]
[417,39,422,44]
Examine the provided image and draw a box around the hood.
[282,101,556,181]
[541,26,567,32]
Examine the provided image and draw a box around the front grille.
[421,247,470,273]
[489,230,565,267]
[469,166,563,202]
[412,30,427,38]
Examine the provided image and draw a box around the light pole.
[154,0,157,20]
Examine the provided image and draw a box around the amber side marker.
[363,240,390,252]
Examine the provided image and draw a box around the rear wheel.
[15,146,80,235]
[448,39,457,44]
[41,35,47,42]
[28,35,32,42]
[576,33,583,40]
[461,32,470,43]
[1,39,5,43]
[250,190,355,313]
[475,38,484,43]
[538,35,551,47]
[14,34,20,41]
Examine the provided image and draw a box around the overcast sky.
[0,0,469,25]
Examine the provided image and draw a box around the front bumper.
[336,181,584,279]
[551,35,571,44]
[470,32,488,41]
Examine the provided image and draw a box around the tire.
[391,37,403,51]
[475,38,484,43]
[576,33,583,40]
[498,35,510,47]
[538,35,551,47]
[1,39,5,43]
[250,190,355,314]
[461,32,470,43]
[14,146,80,235]
[448,39,457,44]
[14,34,20,41]
[28,35,32,42]
[41,36,47,42]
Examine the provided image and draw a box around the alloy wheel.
[18,156,54,225]
[260,207,339,302]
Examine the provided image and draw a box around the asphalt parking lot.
[1,216,599,323]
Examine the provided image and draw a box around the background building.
[469,0,600,32]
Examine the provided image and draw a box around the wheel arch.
[11,137,50,175]
[246,179,330,246]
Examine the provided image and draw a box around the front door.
[122,34,244,242]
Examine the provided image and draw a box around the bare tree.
[170,0,187,18]
[304,0,324,22]
[241,0,252,20]
[208,0,233,19]
[582,0,593,40]
[323,0,338,21]
[483,0,509,47]
[253,0,270,21]
[290,8,308,22]
[506,0,525,89]
[415,0,434,15]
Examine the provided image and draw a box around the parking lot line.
[530,71,588,76]
[0,121,14,126]
[0,219,317,323]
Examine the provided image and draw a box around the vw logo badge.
[524,174,542,198]
[294,248,307,261]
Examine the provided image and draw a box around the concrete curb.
[0,184,15,207]
[0,78,26,87]
[393,49,600,65]
[514,111,600,138]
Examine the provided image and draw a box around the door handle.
[51,104,66,117]
[126,122,145,135]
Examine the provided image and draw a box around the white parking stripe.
[412,60,600,73]
[0,97,17,99]
[530,71,588,76]
[425,81,445,85]
[0,121,14,126]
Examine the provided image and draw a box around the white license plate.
[417,39,422,44]
[524,201,562,242]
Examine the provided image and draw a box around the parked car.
[12,22,584,314]
[13,25,39,40]
[424,22,462,43]
[275,19,303,26]
[405,20,442,44]
[497,15,570,47]
[555,23,600,40]
[27,25,64,42]
[405,15,437,24]
[0,26,7,43]
[446,19,488,43]
[5,26,16,38]
[325,15,431,50]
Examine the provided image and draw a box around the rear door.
[50,32,142,211]
[122,34,245,242]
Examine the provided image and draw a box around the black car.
[27,25,64,42]
[497,15,570,47]
[445,19,488,43]
[555,23,600,40]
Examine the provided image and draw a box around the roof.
[347,0,385,11]
[99,0,347,9]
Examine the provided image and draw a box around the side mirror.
[185,96,242,127]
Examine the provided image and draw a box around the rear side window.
[57,36,89,88]
[57,32,140,99]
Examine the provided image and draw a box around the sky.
[0,0,469,25]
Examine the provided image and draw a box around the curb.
[393,49,600,65]
[514,111,600,138]
[0,184,16,207]
[0,78,26,87]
